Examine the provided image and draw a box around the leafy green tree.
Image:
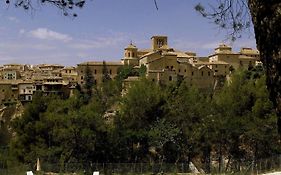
[119,78,166,162]
[138,64,147,77]
[10,92,54,163]
[148,118,180,163]
[165,82,213,171]
[212,69,280,172]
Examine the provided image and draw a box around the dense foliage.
[5,67,281,173]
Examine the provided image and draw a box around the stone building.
[77,61,123,86]
[209,44,259,70]
[0,35,260,105]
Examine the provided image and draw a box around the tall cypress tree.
[102,61,111,83]
[83,64,95,98]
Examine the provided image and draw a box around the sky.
[0,0,256,66]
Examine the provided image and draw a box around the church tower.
[122,42,139,66]
[151,36,168,50]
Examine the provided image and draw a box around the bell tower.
[124,41,138,58]
[122,41,139,66]
[151,36,168,50]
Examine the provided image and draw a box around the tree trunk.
[248,0,281,134]
[203,145,211,173]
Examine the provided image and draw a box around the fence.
[1,156,281,175]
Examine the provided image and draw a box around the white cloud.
[173,39,220,51]
[19,29,25,34]
[7,16,19,23]
[70,33,128,50]
[29,28,72,42]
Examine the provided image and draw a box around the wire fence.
[1,156,281,175]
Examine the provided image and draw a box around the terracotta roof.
[238,55,258,60]
[63,66,76,70]
[195,61,229,65]
[78,61,123,66]
[138,49,153,53]
[125,43,137,49]
[0,79,33,84]
[239,48,259,54]
[121,57,139,60]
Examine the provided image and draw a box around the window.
[192,72,194,76]
[157,39,164,47]
[109,69,112,75]
[128,52,131,57]
[169,76,172,81]
[178,69,181,73]
[201,71,204,76]
[94,69,97,74]
[171,66,174,69]
[152,78,155,82]
[208,72,210,76]
[184,69,186,72]
[132,53,135,57]
[166,66,169,69]
[81,76,84,80]
[216,65,218,68]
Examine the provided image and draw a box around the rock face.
[0,102,24,146]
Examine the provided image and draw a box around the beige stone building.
[77,61,123,86]
[18,80,35,102]
[61,66,78,84]
[209,44,259,70]
[0,35,259,105]
[0,80,19,106]
[0,63,78,106]
[135,36,215,89]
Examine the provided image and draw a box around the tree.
[102,61,111,83]
[165,82,214,172]
[5,0,85,17]
[212,69,280,172]
[119,78,166,162]
[82,64,95,102]
[10,92,53,163]
[195,0,281,134]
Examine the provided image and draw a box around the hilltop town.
[0,35,260,106]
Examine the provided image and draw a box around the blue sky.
[0,0,256,66]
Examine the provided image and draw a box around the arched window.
[169,76,172,81]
